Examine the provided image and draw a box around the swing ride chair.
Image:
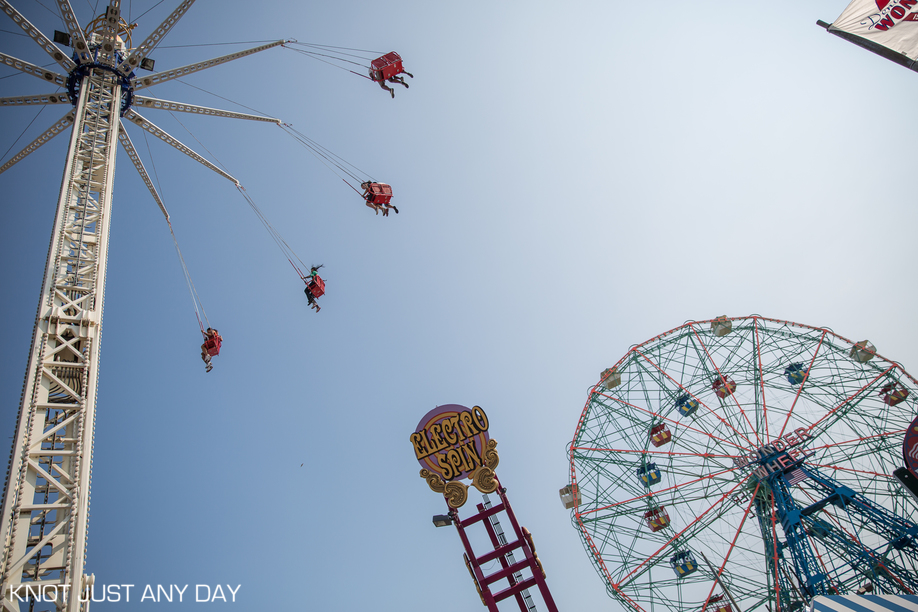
[365,182,393,205]
[369,51,411,83]
[203,332,223,357]
[307,275,326,298]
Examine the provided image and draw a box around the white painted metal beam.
[0,109,75,175]
[0,51,68,87]
[123,108,239,184]
[54,0,92,64]
[0,0,76,73]
[133,40,287,90]
[117,124,170,219]
[134,95,280,122]
[117,0,195,75]
[0,92,71,107]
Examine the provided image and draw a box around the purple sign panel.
[904,413,918,475]
[410,404,490,482]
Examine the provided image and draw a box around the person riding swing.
[304,265,325,312]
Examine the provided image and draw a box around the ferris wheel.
[566,315,918,612]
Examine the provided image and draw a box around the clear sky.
[2,0,918,610]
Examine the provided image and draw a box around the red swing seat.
[307,275,326,298]
[369,52,406,82]
[365,182,393,205]
[203,333,222,357]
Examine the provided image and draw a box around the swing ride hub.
[66,61,135,115]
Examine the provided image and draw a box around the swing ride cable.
[289,42,383,55]
[235,184,309,278]
[175,78,270,117]
[289,42,377,63]
[283,46,372,80]
[159,39,279,49]
[140,128,211,331]
[166,111,310,279]
[283,44,371,66]
[168,219,211,331]
[0,105,46,165]
[167,78,376,217]
[278,123,373,195]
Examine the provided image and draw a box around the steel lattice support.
[448,481,559,612]
[0,66,121,612]
[771,477,829,598]
[0,2,290,610]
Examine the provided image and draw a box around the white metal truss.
[54,1,91,65]
[0,66,121,612]
[117,126,169,219]
[123,108,239,184]
[0,110,75,175]
[133,95,279,123]
[96,2,121,65]
[133,40,288,90]
[116,0,195,75]
[0,93,71,107]
[0,52,67,88]
[0,3,288,608]
[0,0,76,73]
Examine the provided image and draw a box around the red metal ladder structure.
[449,483,558,612]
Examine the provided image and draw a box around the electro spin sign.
[410,404,499,508]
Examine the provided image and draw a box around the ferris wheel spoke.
[0,108,73,175]
[573,445,736,462]
[808,364,896,436]
[578,464,738,517]
[133,95,280,122]
[778,329,828,438]
[617,474,752,586]
[117,125,169,220]
[123,109,239,184]
[632,350,755,449]
[592,389,749,452]
[54,0,92,64]
[701,483,761,611]
[689,324,763,447]
[809,428,905,461]
[116,0,196,75]
[133,40,288,91]
[753,318,772,441]
[0,0,76,73]
[0,51,67,88]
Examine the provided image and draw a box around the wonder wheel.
[567,315,918,612]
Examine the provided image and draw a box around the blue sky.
[2,0,918,610]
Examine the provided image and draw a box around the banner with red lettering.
[830,0,918,60]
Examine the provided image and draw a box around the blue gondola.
[675,393,699,417]
[636,462,662,487]
[785,363,807,385]
[670,550,698,577]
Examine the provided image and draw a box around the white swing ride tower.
[0,2,286,609]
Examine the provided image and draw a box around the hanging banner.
[829,0,918,61]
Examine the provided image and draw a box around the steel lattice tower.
[0,2,284,609]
